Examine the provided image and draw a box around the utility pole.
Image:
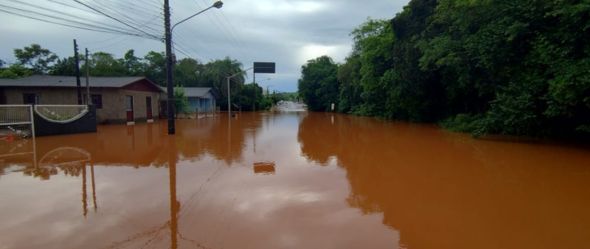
[74,39,82,105]
[227,76,231,118]
[85,48,91,105]
[253,73,256,112]
[164,0,175,135]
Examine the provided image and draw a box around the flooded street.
[1,112,589,249]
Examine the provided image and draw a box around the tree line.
[298,0,589,139]
[0,44,276,111]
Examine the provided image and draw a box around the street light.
[227,67,252,118]
[164,0,223,135]
[171,1,223,31]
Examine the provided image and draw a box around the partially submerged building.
[159,87,217,115]
[184,87,217,113]
[0,75,163,124]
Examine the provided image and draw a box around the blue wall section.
[187,97,213,113]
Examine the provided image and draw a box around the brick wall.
[1,87,161,124]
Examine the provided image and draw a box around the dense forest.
[298,0,590,139]
[0,44,275,111]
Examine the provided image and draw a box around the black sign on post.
[253,62,276,74]
[252,62,275,112]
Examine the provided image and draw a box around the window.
[91,94,103,109]
[23,93,39,104]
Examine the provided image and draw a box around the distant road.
[274,101,307,112]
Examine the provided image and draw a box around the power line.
[0,8,151,38]
[73,0,162,40]
[191,0,247,58]
[101,0,163,18]
[9,0,143,35]
[46,0,101,16]
[88,0,163,34]
[174,32,211,61]
[0,3,134,35]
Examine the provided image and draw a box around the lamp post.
[226,67,253,118]
[164,0,223,135]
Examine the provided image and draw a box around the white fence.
[0,105,35,139]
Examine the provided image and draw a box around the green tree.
[337,55,362,113]
[89,52,126,76]
[122,50,144,76]
[237,83,265,111]
[174,58,203,87]
[143,51,166,85]
[200,57,245,110]
[0,64,32,78]
[349,19,395,116]
[14,44,58,74]
[49,56,77,76]
[298,56,339,112]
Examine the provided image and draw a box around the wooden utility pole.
[164,0,175,134]
[85,48,91,105]
[74,39,82,105]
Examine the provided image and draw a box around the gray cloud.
[0,0,408,92]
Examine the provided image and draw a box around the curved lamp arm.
[172,1,223,31]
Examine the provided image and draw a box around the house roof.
[0,75,162,90]
[160,87,215,98]
[184,87,213,98]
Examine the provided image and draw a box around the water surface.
[1,112,589,249]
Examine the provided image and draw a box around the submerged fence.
[0,104,96,137]
[0,105,35,139]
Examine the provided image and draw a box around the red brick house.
[0,75,164,124]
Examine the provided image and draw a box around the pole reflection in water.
[0,114,588,249]
[168,135,178,249]
[82,163,87,217]
[91,162,97,212]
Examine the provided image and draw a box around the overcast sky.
[0,0,408,92]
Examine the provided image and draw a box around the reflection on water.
[0,112,589,249]
[253,161,276,175]
[298,113,590,249]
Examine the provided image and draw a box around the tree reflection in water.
[298,113,590,249]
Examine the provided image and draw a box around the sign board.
[253,62,276,74]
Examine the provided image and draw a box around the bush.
[440,114,486,136]
[174,87,188,114]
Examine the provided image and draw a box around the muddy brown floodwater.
[1,112,589,249]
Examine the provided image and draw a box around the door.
[146,96,153,120]
[159,100,167,118]
[125,95,134,122]
[23,93,38,105]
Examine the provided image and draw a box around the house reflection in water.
[2,114,264,173]
[0,115,264,249]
